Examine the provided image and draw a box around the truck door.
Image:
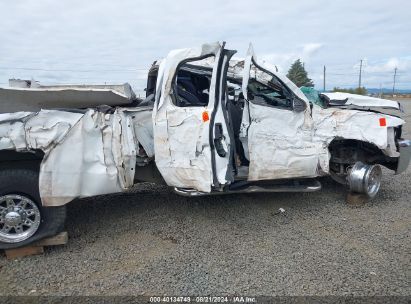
[240,45,328,181]
[153,42,235,192]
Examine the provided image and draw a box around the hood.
[321,92,401,111]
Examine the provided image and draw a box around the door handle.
[214,123,227,157]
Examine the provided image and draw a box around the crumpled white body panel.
[239,45,404,182]
[0,107,152,206]
[243,104,404,181]
[312,106,404,153]
[153,42,222,192]
[240,46,327,181]
[245,103,328,181]
[322,92,400,110]
[155,104,212,192]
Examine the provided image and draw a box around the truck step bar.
[174,179,322,197]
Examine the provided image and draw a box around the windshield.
[300,86,326,108]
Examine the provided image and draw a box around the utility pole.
[358,59,363,88]
[392,67,397,96]
[323,65,326,92]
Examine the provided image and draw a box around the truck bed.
[0,83,138,113]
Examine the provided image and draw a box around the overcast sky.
[1,0,410,95]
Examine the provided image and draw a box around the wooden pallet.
[346,192,369,206]
[4,231,68,259]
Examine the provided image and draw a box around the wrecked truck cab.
[150,42,409,197]
[0,42,410,249]
[142,43,409,195]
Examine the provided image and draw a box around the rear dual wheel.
[0,194,41,243]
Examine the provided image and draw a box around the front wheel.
[0,168,66,250]
[348,162,382,198]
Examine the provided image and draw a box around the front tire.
[0,168,66,250]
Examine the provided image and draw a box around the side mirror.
[292,97,307,112]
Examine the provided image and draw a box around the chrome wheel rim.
[349,162,382,198]
[0,195,41,243]
[365,165,382,198]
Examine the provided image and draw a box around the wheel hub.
[0,194,41,243]
[4,210,23,226]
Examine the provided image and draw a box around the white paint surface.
[0,43,407,204]
[153,42,232,192]
[0,107,152,206]
[239,48,404,181]
[0,83,135,113]
[322,92,400,110]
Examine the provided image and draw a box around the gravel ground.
[0,101,410,297]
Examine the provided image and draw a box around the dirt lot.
[0,100,410,297]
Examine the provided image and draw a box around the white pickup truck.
[0,42,410,249]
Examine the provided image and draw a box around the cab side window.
[248,63,293,109]
[173,57,214,107]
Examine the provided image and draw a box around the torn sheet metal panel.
[0,107,152,206]
[154,42,220,112]
[0,83,137,113]
[0,110,84,151]
[322,92,400,110]
[240,48,322,181]
[40,110,128,206]
[155,101,213,192]
[153,42,221,193]
[130,108,154,158]
[246,102,404,181]
[245,102,328,181]
[238,47,404,182]
[312,105,405,150]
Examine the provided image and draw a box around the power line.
[327,72,358,76]
[0,66,148,72]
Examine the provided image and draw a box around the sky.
[1,0,410,96]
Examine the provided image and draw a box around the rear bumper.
[396,139,411,174]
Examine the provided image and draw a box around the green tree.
[332,87,368,95]
[287,59,314,87]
